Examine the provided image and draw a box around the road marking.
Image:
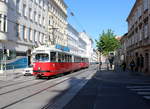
[143,96,150,100]
[127,85,150,100]
[130,88,150,91]
[137,92,150,95]
[127,86,150,89]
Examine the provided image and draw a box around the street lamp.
[49,27,59,45]
[98,47,102,71]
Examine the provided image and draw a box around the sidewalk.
[0,68,24,81]
[63,69,150,109]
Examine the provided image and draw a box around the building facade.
[48,0,67,46]
[0,0,94,74]
[115,35,126,66]
[90,49,98,64]
[0,0,68,73]
[0,0,49,73]
[79,32,94,62]
[126,0,150,74]
[67,25,95,62]
[67,24,80,55]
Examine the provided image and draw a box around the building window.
[0,0,8,3]
[43,34,45,44]
[0,14,7,32]
[16,0,20,11]
[143,0,148,11]
[3,15,7,32]
[35,12,38,23]
[137,5,142,18]
[38,14,41,25]
[39,0,43,7]
[36,31,39,42]
[43,17,45,27]
[22,26,27,41]
[23,4,27,17]
[30,29,33,42]
[28,28,31,42]
[22,26,25,40]
[0,14,2,31]
[16,23,19,38]
[35,0,39,4]
[144,25,148,38]
[29,8,32,20]
[34,11,36,21]
[34,30,36,42]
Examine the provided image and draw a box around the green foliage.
[96,29,120,56]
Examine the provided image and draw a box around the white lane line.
[127,86,150,89]
[137,92,150,95]
[143,96,150,100]
[130,89,150,91]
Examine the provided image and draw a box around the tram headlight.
[38,67,41,70]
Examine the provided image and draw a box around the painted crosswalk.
[127,84,150,100]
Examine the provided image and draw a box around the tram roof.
[32,45,88,58]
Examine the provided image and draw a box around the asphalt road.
[1,65,150,109]
[0,65,97,109]
[63,69,150,109]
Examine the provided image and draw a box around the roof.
[126,0,138,21]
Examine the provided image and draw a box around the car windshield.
[35,53,49,62]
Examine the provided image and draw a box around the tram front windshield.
[35,53,49,62]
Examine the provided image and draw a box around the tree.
[96,29,120,56]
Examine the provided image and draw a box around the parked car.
[22,65,33,76]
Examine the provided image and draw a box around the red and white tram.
[32,46,89,78]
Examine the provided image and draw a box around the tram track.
[0,78,35,89]
[0,80,46,96]
[0,67,96,109]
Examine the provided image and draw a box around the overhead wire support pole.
[67,6,86,32]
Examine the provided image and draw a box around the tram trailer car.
[32,47,89,78]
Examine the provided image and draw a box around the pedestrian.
[121,61,126,72]
[130,60,135,72]
[140,54,144,72]
[109,57,114,70]
[135,53,140,72]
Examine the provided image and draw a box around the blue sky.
[65,0,135,47]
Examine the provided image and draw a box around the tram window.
[68,55,70,62]
[74,57,77,62]
[35,53,49,62]
[50,52,56,62]
[62,54,65,62]
[65,54,68,62]
[70,56,72,62]
[58,53,62,62]
[69,55,72,62]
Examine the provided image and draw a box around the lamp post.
[49,27,59,45]
[98,47,102,71]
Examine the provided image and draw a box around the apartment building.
[114,36,126,66]
[91,49,98,64]
[48,0,67,47]
[67,24,95,62]
[0,0,81,73]
[79,32,94,62]
[67,24,79,55]
[126,0,150,74]
[0,0,49,73]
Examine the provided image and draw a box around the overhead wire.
[67,4,86,32]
